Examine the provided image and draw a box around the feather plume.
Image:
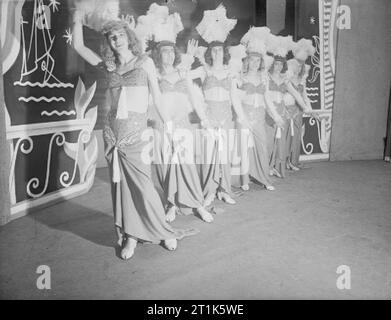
[293,38,315,61]
[196,4,237,43]
[74,0,120,32]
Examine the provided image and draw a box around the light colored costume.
[285,39,316,167]
[237,27,274,187]
[200,67,235,199]
[99,56,197,242]
[160,75,206,213]
[268,76,290,178]
[194,5,238,201]
[285,81,304,167]
[266,35,294,178]
[239,75,273,187]
[141,4,206,214]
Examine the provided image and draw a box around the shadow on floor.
[28,197,116,249]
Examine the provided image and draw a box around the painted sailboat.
[14,0,74,91]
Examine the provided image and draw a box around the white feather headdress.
[196,4,237,44]
[241,26,271,55]
[153,12,184,43]
[293,38,316,61]
[74,0,120,32]
[267,35,294,58]
[134,3,183,51]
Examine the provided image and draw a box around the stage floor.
[1,160,390,299]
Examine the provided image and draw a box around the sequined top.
[96,60,150,146]
[202,74,233,128]
[268,76,288,93]
[159,78,188,95]
[240,82,266,95]
[202,75,231,92]
[96,61,148,88]
[156,77,193,129]
[240,81,267,123]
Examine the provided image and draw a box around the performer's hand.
[121,14,135,30]
[186,39,199,56]
[306,110,320,121]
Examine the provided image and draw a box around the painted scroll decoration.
[3,0,98,217]
[298,0,338,161]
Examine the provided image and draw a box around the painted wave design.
[13,81,74,88]
[41,110,76,117]
[19,96,65,102]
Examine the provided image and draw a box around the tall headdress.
[134,3,184,50]
[240,26,271,56]
[292,38,316,62]
[267,35,294,61]
[74,0,121,32]
[196,4,237,45]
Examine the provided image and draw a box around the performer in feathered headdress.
[292,38,315,74]
[265,35,310,178]
[135,3,214,224]
[237,26,285,192]
[284,38,317,171]
[189,4,249,207]
[72,0,198,260]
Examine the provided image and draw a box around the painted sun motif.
[49,0,60,13]
[63,28,72,45]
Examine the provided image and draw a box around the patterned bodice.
[107,68,148,89]
[202,75,231,92]
[201,72,232,127]
[240,80,266,123]
[152,77,193,130]
[97,61,151,147]
[159,78,188,95]
[96,61,148,89]
[268,76,288,93]
[240,81,266,95]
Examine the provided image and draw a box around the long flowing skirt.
[239,105,273,187]
[200,101,234,199]
[269,101,289,178]
[286,107,303,167]
[103,111,197,243]
[152,126,170,204]
[165,120,205,213]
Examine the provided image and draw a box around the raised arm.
[72,11,102,66]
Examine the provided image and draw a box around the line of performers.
[72,3,317,260]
